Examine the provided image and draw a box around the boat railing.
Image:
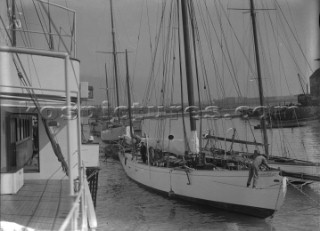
[0,46,98,229]
[58,165,98,231]
[6,0,77,58]
[0,46,78,195]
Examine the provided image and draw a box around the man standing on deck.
[140,142,147,163]
[247,150,271,188]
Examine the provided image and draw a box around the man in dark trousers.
[247,150,271,188]
[140,141,147,163]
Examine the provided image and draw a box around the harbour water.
[95,118,320,231]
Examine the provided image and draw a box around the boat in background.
[254,103,320,129]
[101,122,126,143]
[254,118,308,129]
[0,1,99,230]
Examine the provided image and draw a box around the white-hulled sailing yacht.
[118,0,287,218]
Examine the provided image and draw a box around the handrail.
[84,178,98,230]
[0,84,78,94]
[58,166,98,231]
[59,163,98,231]
[36,0,76,13]
[5,0,76,57]
[58,184,83,231]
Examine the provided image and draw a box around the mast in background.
[110,0,120,120]
[105,63,111,117]
[125,49,133,141]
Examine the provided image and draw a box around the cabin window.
[24,115,40,173]
[13,116,32,143]
[7,114,40,172]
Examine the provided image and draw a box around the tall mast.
[181,0,196,132]
[105,63,110,117]
[180,0,199,154]
[249,0,269,156]
[125,49,133,140]
[110,0,120,120]
[189,1,203,151]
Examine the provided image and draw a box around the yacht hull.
[119,152,287,218]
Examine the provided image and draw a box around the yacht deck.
[1,180,73,230]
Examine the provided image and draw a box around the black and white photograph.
[0,0,319,230]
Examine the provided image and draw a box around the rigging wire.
[16,0,31,47]
[259,0,277,97]
[37,1,79,86]
[260,1,304,160]
[159,0,176,144]
[275,19,298,95]
[62,0,74,52]
[254,12,275,98]
[274,0,308,85]
[198,1,226,99]
[274,0,313,73]
[131,0,145,87]
[143,1,168,106]
[194,3,217,105]
[204,0,243,98]
[146,0,154,62]
[32,0,51,48]
[3,2,41,90]
[6,1,43,90]
[214,0,243,98]
[146,0,175,145]
[263,0,287,96]
[215,0,258,85]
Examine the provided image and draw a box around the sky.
[20,0,320,106]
